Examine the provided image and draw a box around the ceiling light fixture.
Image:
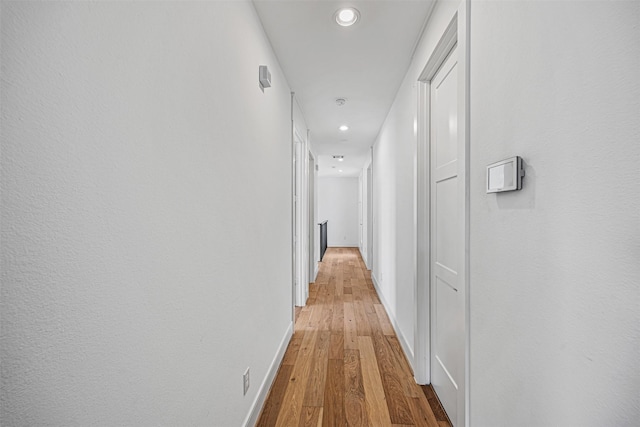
[339,125,349,131]
[334,7,360,27]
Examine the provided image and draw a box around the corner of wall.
[242,322,293,427]
[370,273,415,369]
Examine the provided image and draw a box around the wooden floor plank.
[322,359,344,426]
[372,333,414,425]
[344,349,368,426]
[358,336,392,426]
[329,333,344,360]
[332,275,343,297]
[307,302,324,331]
[303,331,331,406]
[354,299,372,336]
[386,335,421,399]
[256,364,293,427]
[366,305,383,336]
[283,333,304,366]
[421,385,453,425]
[375,303,395,336]
[344,302,358,350]
[362,290,378,315]
[319,294,334,331]
[295,308,312,333]
[408,396,440,427]
[298,407,323,427]
[331,295,344,333]
[257,248,450,427]
[275,331,319,427]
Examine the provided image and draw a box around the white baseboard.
[358,247,369,269]
[242,322,293,427]
[370,273,415,368]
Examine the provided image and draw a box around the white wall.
[318,177,359,247]
[372,0,460,362]
[0,2,293,426]
[468,1,640,425]
[372,0,640,425]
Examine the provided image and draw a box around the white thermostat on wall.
[486,156,525,193]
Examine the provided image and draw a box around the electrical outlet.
[243,368,250,395]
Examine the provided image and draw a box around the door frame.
[291,94,296,321]
[366,149,374,271]
[294,128,309,307]
[308,147,318,283]
[414,2,470,426]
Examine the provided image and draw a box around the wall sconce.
[259,65,271,90]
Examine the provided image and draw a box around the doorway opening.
[293,129,309,309]
[308,151,317,283]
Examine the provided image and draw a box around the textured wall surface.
[469,1,640,425]
[1,2,293,425]
[318,177,360,247]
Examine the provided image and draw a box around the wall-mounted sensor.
[259,65,271,89]
[486,156,525,193]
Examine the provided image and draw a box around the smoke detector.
[335,98,346,106]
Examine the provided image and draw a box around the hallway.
[257,248,451,427]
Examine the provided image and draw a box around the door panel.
[430,44,462,427]
[434,63,458,169]
[435,177,458,272]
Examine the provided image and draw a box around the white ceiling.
[253,0,435,177]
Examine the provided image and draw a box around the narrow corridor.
[257,248,451,426]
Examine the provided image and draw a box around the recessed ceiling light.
[339,125,349,131]
[339,169,343,172]
[335,7,360,27]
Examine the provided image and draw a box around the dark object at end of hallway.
[319,221,328,261]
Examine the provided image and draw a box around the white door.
[294,138,308,306]
[358,176,363,250]
[366,165,373,271]
[430,44,464,427]
[308,153,316,282]
[292,139,297,316]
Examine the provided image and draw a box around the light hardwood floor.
[257,247,452,427]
